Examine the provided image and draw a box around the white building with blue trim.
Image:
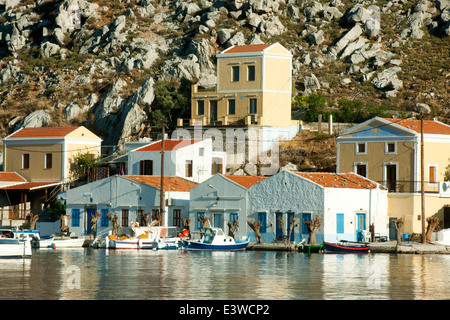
[248,171,389,243]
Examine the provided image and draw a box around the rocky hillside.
[0,0,449,155]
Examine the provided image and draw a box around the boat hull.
[323,241,370,253]
[39,238,86,248]
[108,239,157,249]
[0,239,32,258]
[180,239,249,251]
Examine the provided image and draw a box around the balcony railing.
[377,180,441,193]
[177,115,261,127]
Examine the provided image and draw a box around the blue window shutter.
[230,213,238,226]
[72,209,80,227]
[336,214,344,234]
[197,212,205,229]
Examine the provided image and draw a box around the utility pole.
[421,114,426,244]
[160,116,165,227]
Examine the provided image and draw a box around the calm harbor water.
[0,248,449,300]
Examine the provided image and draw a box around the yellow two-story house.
[337,117,450,236]
[186,43,294,127]
[3,126,102,183]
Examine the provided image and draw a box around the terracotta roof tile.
[223,44,272,54]
[125,176,198,192]
[6,127,80,139]
[135,139,203,152]
[222,175,268,188]
[382,118,450,135]
[0,172,26,182]
[293,172,381,190]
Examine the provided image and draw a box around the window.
[230,213,239,226]
[197,100,204,115]
[212,157,223,174]
[385,142,396,154]
[336,214,344,234]
[249,98,257,114]
[72,209,80,227]
[151,209,160,223]
[355,163,367,177]
[199,147,204,157]
[45,153,52,169]
[248,65,255,81]
[429,165,437,184]
[185,160,193,178]
[140,160,153,175]
[22,154,30,169]
[197,212,205,229]
[258,212,267,233]
[302,213,312,234]
[228,99,235,115]
[121,209,129,227]
[356,142,366,154]
[232,66,239,82]
[101,209,109,227]
[173,209,181,228]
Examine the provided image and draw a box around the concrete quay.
[247,241,450,254]
[369,241,450,254]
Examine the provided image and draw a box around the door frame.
[275,211,284,241]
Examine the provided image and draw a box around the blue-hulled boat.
[323,241,370,253]
[180,227,249,251]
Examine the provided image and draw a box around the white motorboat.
[0,229,32,258]
[37,236,86,248]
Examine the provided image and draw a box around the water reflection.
[0,249,449,300]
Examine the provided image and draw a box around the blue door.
[287,212,295,242]
[356,213,366,242]
[86,208,96,235]
[214,213,223,229]
[275,212,284,241]
[302,213,311,235]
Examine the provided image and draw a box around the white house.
[247,171,389,243]
[188,174,268,240]
[128,139,226,183]
[62,175,197,238]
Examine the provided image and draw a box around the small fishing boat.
[180,227,249,251]
[37,236,86,249]
[106,225,158,249]
[152,226,182,250]
[323,241,370,253]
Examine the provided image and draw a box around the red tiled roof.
[293,172,381,190]
[125,176,198,192]
[135,139,203,152]
[0,172,26,182]
[382,118,450,135]
[223,44,272,54]
[222,175,268,188]
[6,127,80,139]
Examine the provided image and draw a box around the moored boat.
[106,225,158,249]
[180,227,249,251]
[0,230,32,258]
[323,241,370,253]
[38,236,86,248]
